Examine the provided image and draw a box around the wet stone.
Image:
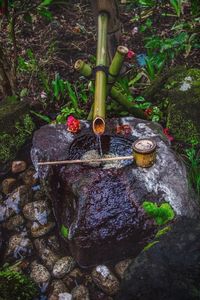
[6,232,33,259]
[22,200,51,224]
[58,293,72,300]
[47,235,60,252]
[92,265,120,296]
[3,214,25,231]
[71,285,90,300]
[2,178,17,195]
[12,160,27,173]
[53,256,76,279]
[20,167,38,186]
[30,261,51,285]
[48,280,68,300]
[32,118,200,267]
[114,259,132,279]
[62,268,86,290]
[31,221,55,238]
[0,186,30,222]
[34,238,60,271]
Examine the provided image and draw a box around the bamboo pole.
[93,12,108,136]
[38,155,133,166]
[74,59,146,120]
[108,46,128,84]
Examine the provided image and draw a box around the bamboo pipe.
[38,155,133,166]
[93,12,108,136]
[74,59,146,119]
[108,45,128,84]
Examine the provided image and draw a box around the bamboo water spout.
[93,12,108,136]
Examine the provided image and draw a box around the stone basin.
[31,117,199,267]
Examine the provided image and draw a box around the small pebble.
[23,200,51,224]
[58,293,72,300]
[92,265,120,295]
[71,285,90,300]
[4,214,25,231]
[48,280,68,300]
[114,259,132,279]
[2,178,17,195]
[34,238,60,270]
[20,167,38,186]
[30,261,51,284]
[12,160,27,173]
[31,221,55,238]
[53,256,76,279]
[6,232,33,259]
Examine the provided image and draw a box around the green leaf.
[30,110,51,123]
[60,225,69,238]
[40,0,53,6]
[20,88,28,98]
[143,240,159,252]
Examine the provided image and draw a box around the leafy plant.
[142,201,175,225]
[0,266,38,300]
[169,0,184,17]
[185,146,200,196]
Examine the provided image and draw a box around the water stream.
[96,135,103,157]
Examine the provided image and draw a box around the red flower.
[116,124,132,135]
[66,116,80,133]
[144,108,153,116]
[163,128,174,142]
[126,50,135,59]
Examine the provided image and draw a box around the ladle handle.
[38,155,133,166]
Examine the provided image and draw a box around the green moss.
[0,114,35,163]
[0,267,38,300]
[167,107,200,145]
[142,201,175,225]
[143,240,159,252]
[155,226,171,238]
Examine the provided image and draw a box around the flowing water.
[97,135,103,157]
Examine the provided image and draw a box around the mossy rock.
[0,101,35,164]
[144,67,200,145]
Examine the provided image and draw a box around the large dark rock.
[117,217,200,300]
[31,117,199,267]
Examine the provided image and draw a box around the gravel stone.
[34,238,60,270]
[30,261,51,284]
[114,259,132,279]
[31,221,55,238]
[6,232,33,259]
[92,265,120,295]
[71,285,90,300]
[4,214,25,231]
[2,178,17,195]
[53,256,76,278]
[12,160,27,173]
[48,280,68,300]
[22,200,51,224]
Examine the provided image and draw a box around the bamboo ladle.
[38,155,133,166]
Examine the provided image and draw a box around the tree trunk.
[90,0,121,63]
[0,46,14,99]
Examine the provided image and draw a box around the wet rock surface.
[31,117,199,267]
[117,217,200,300]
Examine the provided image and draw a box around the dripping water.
[96,135,103,157]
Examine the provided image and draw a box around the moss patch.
[0,101,35,163]
[144,67,200,145]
